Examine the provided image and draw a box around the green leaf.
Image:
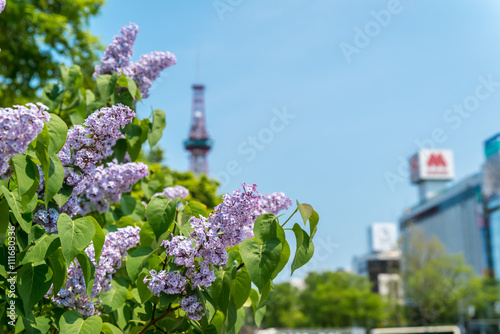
[59,310,102,334]
[188,201,208,218]
[291,223,315,275]
[46,114,68,156]
[272,223,290,279]
[126,247,153,283]
[257,280,273,309]
[253,213,278,243]
[211,267,234,314]
[232,266,251,309]
[255,306,266,327]
[176,206,195,237]
[148,109,166,148]
[297,201,314,225]
[120,194,137,216]
[11,154,39,209]
[145,196,178,241]
[21,229,60,264]
[139,221,156,248]
[136,272,153,303]
[45,155,65,204]
[101,284,128,312]
[309,209,319,241]
[101,323,122,334]
[97,74,118,102]
[76,252,95,297]
[53,183,73,207]
[57,214,96,266]
[46,248,67,295]
[112,138,128,163]
[2,185,31,232]
[126,123,143,162]
[90,217,105,267]
[41,83,65,112]
[18,263,53,314]
[239,238,282,291]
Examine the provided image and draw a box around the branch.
[139,305,181,334]
[236,263,245,271]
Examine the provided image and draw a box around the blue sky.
[91,0,500,278]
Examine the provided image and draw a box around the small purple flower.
[0,0,6,14]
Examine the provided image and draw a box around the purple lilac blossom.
[93,23,177,99]
[144,184,292,320]
[58,104,135,172]
[180,295,204,321]
[125,51,177,98]
[255,192,293,218]
[93,23,138,76]
[0,103,50,177]
[46,226,140,316]
[85,162,149,213]
[0,0,5,13]
[153,185,189,200]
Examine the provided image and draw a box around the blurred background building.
[400,137,500,279]
[353,223,402,298]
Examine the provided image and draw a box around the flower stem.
[281,208,299,227]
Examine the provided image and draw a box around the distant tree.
[299,272,385,328]
[262,282,308,328]
[0,0,104,106]
[402,228,480,326]
[264,272,385,329]
[469,278,500,320]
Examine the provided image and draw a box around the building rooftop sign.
[410,149,455,184]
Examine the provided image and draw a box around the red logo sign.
[427,154,446,167]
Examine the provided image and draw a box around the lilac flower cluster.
[54,104,149,216]
[58,104,135,172]
[255,192,293,218]
[33,207,60,234]
[0,103,50,177]
[180,295,204,321]
[84,162,149,213]
[153,185,189,200]
[93,23,177,99]
[123,51,177,98]
[46,226,140,316]
[144,184,292,320]
[93,23,138,76]
[0,0,5,13]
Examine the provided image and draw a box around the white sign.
[370,223,398,252]
[410,149,455,183]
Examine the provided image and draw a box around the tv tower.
[184,84,212,174]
